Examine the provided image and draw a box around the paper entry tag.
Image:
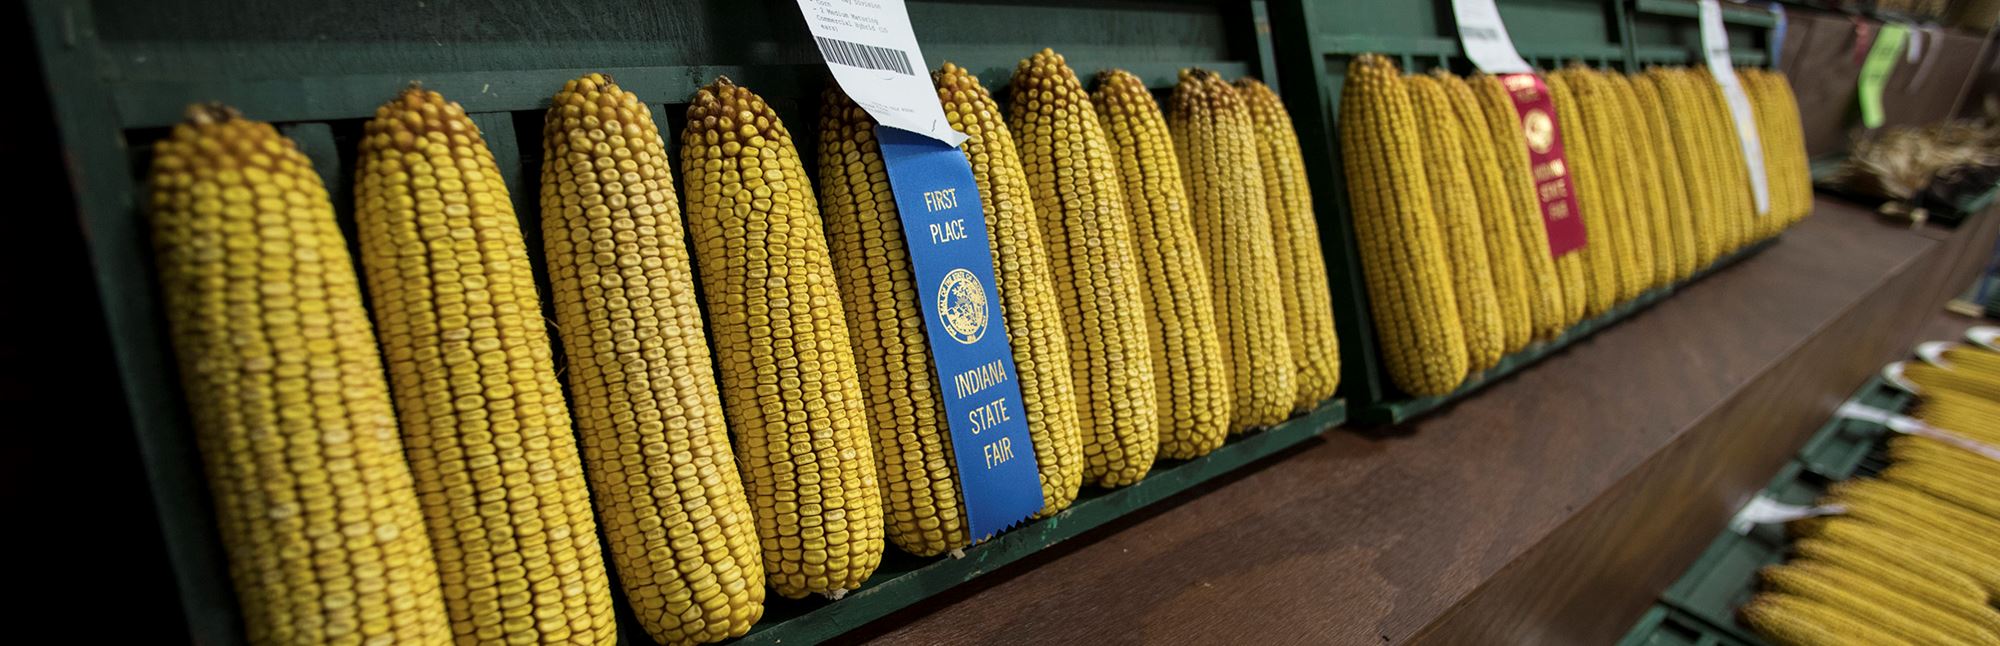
[795,0,966,146]
[1451,0,1532,74]
[1698,0,1770,216]
[1859,23,1909,129]
[1730,494,1844,535]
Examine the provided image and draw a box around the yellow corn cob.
[1545,71,1621,317]
[1771,562,2000,644]
[1762,68,1813,227]
[1337,55,1469,397]
[151,106,452,646]
[1913,390,2000,446]
[1697,73,1757,251]
[356,88,614,643]
[1093,70,1230,458]
[1652,69,1725,267]
[1406,73,1505,374]
[1741,593,1921,646]
[1882,462,2000,523]
[1010,50,1160,486]
[1743,69,1789,240]
[1435,71,1532,354]
[1887,435,2000,492]
[681,78,883,598]
[540,74,763,643]
[1798,546,2000,638]
[815,86,977,557]
[1939,343,2000,380]
[1608,73,1675,288]
[1793,538,1993,620]
[1629,75,1700,281]
[934,62,1085,515]
[1905,361,2000,402]
[1471,74,1583,336]
[1792,515,2000,599]
[1568,67,1646,302]
[1237,77,1343,412]
[1826,479,2000,555]
[1766,70,1814,224]
[1594,71,1657,295]
[1170,68,1300,421]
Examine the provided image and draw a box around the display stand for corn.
[1613,377,1911,646]
[23,0,1346,643]
[1266,0,1780,424]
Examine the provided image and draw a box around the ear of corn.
[1762,562,2000,644]
[1405,73,1505,374]
[1434,71,1532,355]
[1799,547,2000,637]
[1880,463,2000,525]
[1652,69,1725,267]
[681,78,884,598]
[1743,69,1789,240]
[1827,479,2000,552]
[1607,73,1675,289]
[1336,55,1469,397]
[1767,70,1814,224]
[1905,361,2000,403]
[1913,390,2000,446]
[1170,68,1300,421]
[1747,68,1814,225]
[1565,67,1645,302]
[1697,73,1757,251]
[815,86,968,557]
[357,88,615,644]
[538,74,764,643]
[1093,69,1231,458]
[1792,515,2000,599]
[1593,71,1656,296]
[1741,593,1924,646]
[151,106,453,646]
[1544,71,1621,318]
[1629,75,1700,282]
[1792,538,1990,616]
[935,62,1085,515]
[1471,74,1583,337]
[1236,77,1343,412]
[1009,49,1160,486]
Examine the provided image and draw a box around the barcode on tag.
[814,36,915,75]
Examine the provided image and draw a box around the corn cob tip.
[182,102,241,125]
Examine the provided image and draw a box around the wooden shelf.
[848,198,1999,645]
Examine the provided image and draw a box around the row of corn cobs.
[146,47,1341,645]
[1740,338,2000,646]
[1338,56,1813,397]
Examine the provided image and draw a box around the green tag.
[1858,24,1908,129]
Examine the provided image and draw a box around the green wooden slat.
[1633,0,1779,28]
[733,398,1347,646]
[1267,0,1390,408]
[113,59,1252,130]
[1359,238,1778,425]
[26,1,247,643]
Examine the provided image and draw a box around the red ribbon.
[1499,73,1587,258]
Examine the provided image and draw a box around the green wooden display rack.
[1613,377,1907,646]
[734,398,1344,645]
[1359,238,1776,425]
[1267,0,1779,425]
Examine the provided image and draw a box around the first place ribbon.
[795,0,1045,541]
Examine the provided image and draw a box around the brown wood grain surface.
[850,200,1989,645]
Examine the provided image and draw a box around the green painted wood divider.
[28,0,1791,642]
[24,0,1341,643]
[1264,0,1779,424]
